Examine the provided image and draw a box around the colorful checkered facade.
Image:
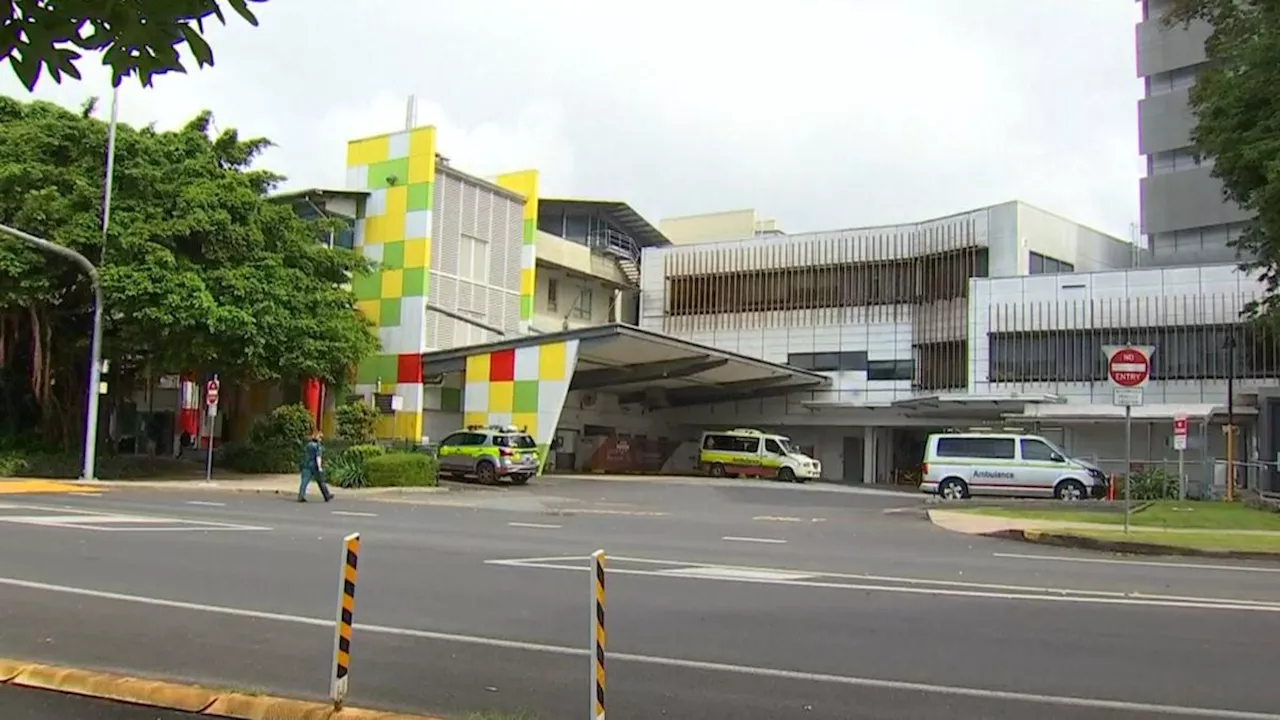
[344,124,542,441]
[462,340,579,467]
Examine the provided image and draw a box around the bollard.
[590,550,606,720]
[1107,473,1116,502]
[330,532,360,709]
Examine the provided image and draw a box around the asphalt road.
[0,478,1277,719]
[1,684,199,719]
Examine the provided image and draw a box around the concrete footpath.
[928,508,1280,537]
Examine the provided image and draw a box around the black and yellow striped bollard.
[330,532,360,708]
[590,549,606,720]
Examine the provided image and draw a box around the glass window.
[764,439,784,455]
[935,436,1016,460]
[547,278,559,312]
[736,437,761,453]
[1020,439,1059,462]
[811,353,840,371]
[496,434,537,449]
[1029,252,1045,274]
[868,360,914,381]
[440,433,468,447]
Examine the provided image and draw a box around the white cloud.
[0,0,1144,237]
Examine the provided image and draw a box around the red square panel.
[397,353,423,384]
[489,349,516,382]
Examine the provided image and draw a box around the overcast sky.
[4,0,1143,239]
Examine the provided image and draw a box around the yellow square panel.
[463,411,487,429]
[367,212,406,245]
[488,381,514,412]
[404,238,429,268]
[356,299,381,324]
[363,216,386,245]
[393,411,421,440]
[409,126,436,157]
[374,414,395,439]
[466,353,490,381]
[347,136,390,167]
[380,269,404,298]
[408,154,435,184]
[538,342,567,380]
[512,412,538,438]
[385,185,407,218]
[519,268,535,296]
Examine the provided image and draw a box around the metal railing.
[587,228,640,265]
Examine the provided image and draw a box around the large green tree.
[0,97,377,446]
[1166,1,1280,317]
[1,0,267,90]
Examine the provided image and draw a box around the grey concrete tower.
[1137,0,1251,265]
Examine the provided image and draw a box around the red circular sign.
[1108,348,1149,387]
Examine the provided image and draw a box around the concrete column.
[863,426,877,484]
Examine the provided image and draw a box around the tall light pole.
[0,224,104,481]
[1224,333,1237,501]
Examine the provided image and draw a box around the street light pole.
[1224,333,1237,501]
[0,224,104,481]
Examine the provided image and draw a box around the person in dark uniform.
[298,431,333,503]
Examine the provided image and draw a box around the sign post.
[204,376,220,482]
[1104,345,1154,534]
[1173,415,1188,500]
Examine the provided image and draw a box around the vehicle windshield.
[775,437,796,454]
[1041,438,1071,459]
[495,434,537,449]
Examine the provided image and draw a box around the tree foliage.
[0,97,377,447]
[1,0,268,90]
[1165,1,1280,318]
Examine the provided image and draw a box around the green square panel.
[352,270,381,301]
[382,241,405,269]
[519,295,533,320]
[356,354,397,385]
[401,267,427,297]
[440,387,462,413]
[513,380,539,413]
[522,218,536,244]
[379,297,402,327]
[407,182,433,211]
[367,158,411,190]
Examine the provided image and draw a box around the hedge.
[327,444,386,488]
[0,451,197,480]
[363,452,438,488]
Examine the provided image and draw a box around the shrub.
[221,403,316,474]
[0,451,195,480]
[328,444,385,488]
[363,452,438,488]
[1122,467,1180,501]
[335,401,378,444]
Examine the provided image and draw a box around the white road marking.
[507,522,562,529]
[186,501,226,507]
[754,515,804,523]
[0,502,268,532]
[661,567,816,582]
[994,551,1280,574]
[0,575,1273,720]
[564,508,670,517]
[331,511,378,518]
[722,536,787,544]
[484,555,1280,612]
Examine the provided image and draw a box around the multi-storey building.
[1137,0,1252,265]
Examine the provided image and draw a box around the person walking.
[298,430,333,503]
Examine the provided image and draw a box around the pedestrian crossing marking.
[0,502,268,532]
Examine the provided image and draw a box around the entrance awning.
[1003,403,1258,422]
[888,392,1064,415]
[419,323,829,409]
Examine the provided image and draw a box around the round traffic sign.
[1108,348,1150,387]
[205,379,220,406]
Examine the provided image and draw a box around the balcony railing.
[587,228,640,265]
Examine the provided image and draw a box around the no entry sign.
[205,378,221,409]
[1173,415,1188,451]
[1105,346,1152,388]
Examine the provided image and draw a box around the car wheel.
[709,463,726,477]
[1055,479,1086,502]
[509,473,531,486]
[476,461,497,485]
[777,467,796,483]
[938,477,969,501]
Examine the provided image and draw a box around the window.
[704,434,760,453]
[1029,251,1075,275]
[1020,439,1060,462]
[547,278,559,312]
[867,360,914,381]
[495,434,537,449]
[573,288,593,320]
[439,433,468,447]
[764,438,784,455]
[787,352,867,372]
[935,436,1016,460]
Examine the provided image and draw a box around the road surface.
[1,684,199,719]
[0,477,1276,719]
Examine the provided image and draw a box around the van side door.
[1019,438,1067,497]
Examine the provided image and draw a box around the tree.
[1165,1,1280,318]
[0,97,378,447]
[1,0,267,91]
